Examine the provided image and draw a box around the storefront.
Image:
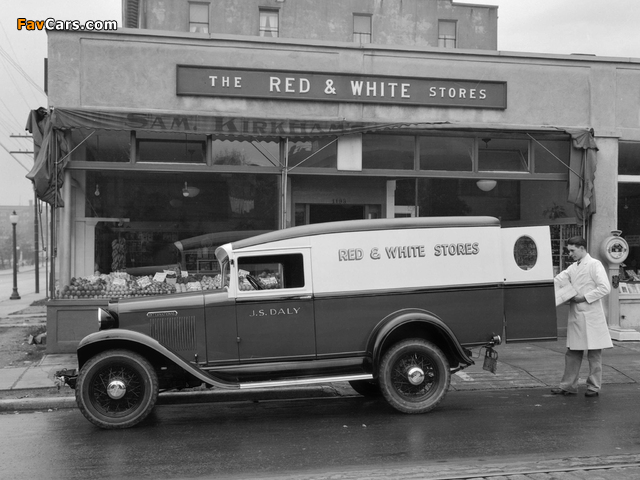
[30,28,640,349]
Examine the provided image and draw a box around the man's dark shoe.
[550,387,575,395]
[585,390,599,397]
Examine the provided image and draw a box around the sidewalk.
[2,334,640,412]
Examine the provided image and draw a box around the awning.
[51,107,405,138]
[566,128,598,222]
[26,107,599,220]
[25,108,70,207]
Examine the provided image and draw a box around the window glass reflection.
[70,129,130,162]
[137,132,206,163]
[363,134,414,170]
[212,138,279,167]
[478,137,529,172]
[419,136,473,171]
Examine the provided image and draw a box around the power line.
[0,45,46,97]
[0,141,31,171]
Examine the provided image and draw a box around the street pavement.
[2,270,640,414]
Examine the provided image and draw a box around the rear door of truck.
[501,226,557,342]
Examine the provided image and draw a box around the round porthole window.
[514,236,537,270]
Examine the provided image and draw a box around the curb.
[0,396,77,412]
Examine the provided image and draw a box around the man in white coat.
[551,236,612,397]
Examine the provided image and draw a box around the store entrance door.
[308,204,365,224]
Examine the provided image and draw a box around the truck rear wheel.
[379,339,450,414]
[76,349,159,429]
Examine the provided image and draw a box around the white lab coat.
[555,254,613,350]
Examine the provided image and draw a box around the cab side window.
[238,253,305,291]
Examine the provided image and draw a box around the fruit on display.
[58,272,224,299]
[111,238,127,271]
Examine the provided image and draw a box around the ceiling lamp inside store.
[182,182,200,198]
[476,179,497,192]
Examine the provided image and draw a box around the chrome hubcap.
[407,366,425,385]
[106,379,127,400]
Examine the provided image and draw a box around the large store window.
[86,171,278,273]
[394,178,571,223]
[618,142,640,276]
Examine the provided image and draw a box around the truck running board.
[238,373,373,390]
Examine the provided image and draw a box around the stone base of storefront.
[615,296,640,341]
[46,300,105,354]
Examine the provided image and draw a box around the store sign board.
[177,65,507,109]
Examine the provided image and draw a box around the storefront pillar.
[59,170,73,291]
[587,137,617,329]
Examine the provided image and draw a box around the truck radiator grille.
[150,316,197,350]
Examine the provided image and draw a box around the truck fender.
[77,329,239,390]
[367,308,474,372]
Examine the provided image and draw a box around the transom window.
[353,14,372,43]
[478,137,529,172]
[362,132,570,175]
[137,132,206,164]
[259,9,279,37]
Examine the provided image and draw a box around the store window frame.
[135,132,208,164]
[361,131,571,182]
[259,8,279,37]
[618,141,640,281]
[189,2,210,33]
[353,13,372,44]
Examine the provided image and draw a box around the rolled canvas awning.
[51,107,404,138]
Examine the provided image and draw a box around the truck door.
[502,226,557,342]
[234,249,316,362]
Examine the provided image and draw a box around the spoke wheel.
[76,350,158,429]
[379,339,450,414]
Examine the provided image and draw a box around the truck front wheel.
[379,339,450,414]
[76,349,159,429]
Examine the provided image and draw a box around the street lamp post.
[10,211,20,300]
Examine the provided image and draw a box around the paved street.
[2,384,640,479]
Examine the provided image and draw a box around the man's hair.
[567,236,587,249]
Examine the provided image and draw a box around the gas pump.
[600,231,639,340]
